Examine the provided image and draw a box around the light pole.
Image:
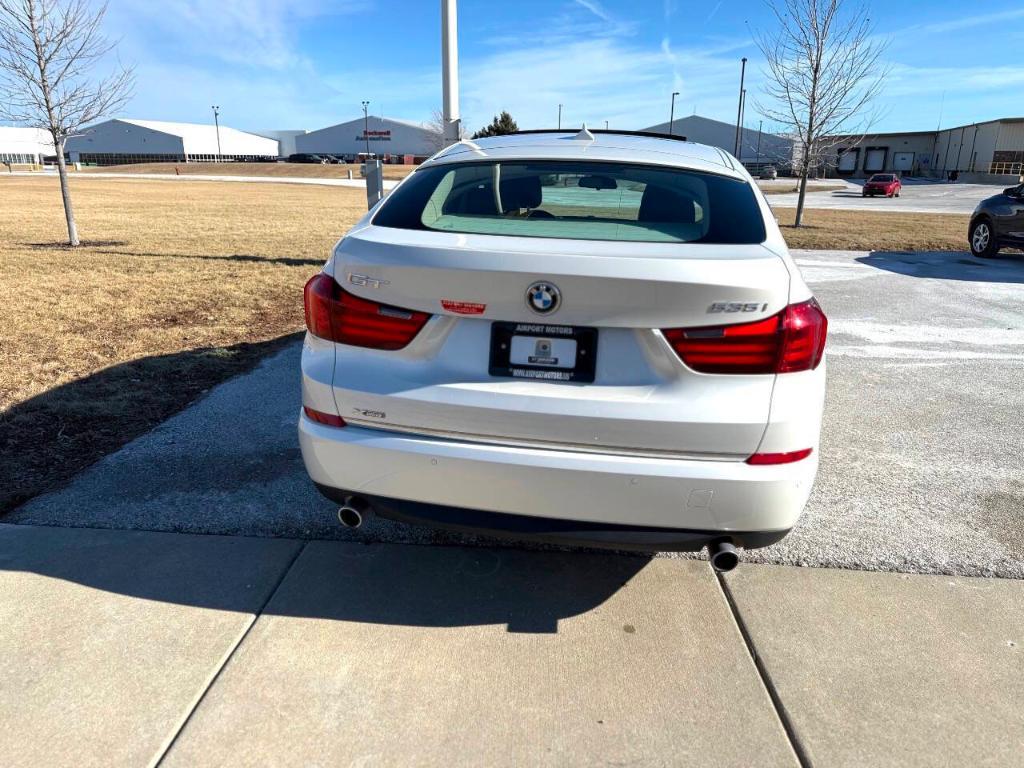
[361,100,370,157]
[756,119,763,167]
[211,105,222,162]
[733,57,747,156]
[668,91,680,136]
[739,88,747,159]
[558,104,563,130]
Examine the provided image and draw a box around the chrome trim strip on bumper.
[344,418,743,462]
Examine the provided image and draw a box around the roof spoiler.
[512,128,688,142]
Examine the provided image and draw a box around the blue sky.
[99,0,1024,135]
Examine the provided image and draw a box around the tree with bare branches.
[756,0,888,226]
[0,0,133,245]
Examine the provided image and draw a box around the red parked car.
[862,174,901,198]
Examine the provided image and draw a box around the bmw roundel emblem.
[526,281,561,315]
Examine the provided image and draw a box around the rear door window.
[374,160,766,244]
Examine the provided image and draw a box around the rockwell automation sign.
[356,130,392,142]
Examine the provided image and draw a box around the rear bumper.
[299,414,817,548]
[315,486,791,551]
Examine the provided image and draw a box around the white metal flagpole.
[441,0,462,146]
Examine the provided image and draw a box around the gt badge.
[348,273,390,289]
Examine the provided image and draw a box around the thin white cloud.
[110,0,366,71]
[904,7,1024,36]
[706,1,724,23]
[882,64,1024,99]
[569,0,637,36]
[573,0,614,23]
[461,36,758,131]
[661,38,684,94]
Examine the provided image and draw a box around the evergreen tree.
[471,111,519,139]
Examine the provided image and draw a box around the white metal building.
[65,119,279,164]
[642,115,794,171]
[933,118,1024,178]
[295,116,439,161]
[828,117,1024,181]
[253,129,307,158]
[0,127,54,165]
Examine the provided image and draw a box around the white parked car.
[299,128,827,570]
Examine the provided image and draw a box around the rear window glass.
[870,174,894,182]
[373,161,766,244]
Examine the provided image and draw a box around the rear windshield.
[373,161,767,244]
[869,174,894,182]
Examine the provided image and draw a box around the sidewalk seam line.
[150,540,308,768]
[716,571,813,768]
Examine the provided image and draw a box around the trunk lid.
[329,226,792,458]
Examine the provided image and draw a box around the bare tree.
[756,0,888,226]
[425,107,465,154]
[0,0,133,245]
[424,109,447,154]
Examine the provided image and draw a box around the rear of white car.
[298,131,826,564]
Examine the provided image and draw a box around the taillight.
[303,273,430,350]
[303,406,346,427]
[778,298,828,373]
[746,448,813,465]
[662,298,827,374]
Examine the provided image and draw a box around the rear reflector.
[304,273,431,350]
[662,298,827,374]
[303,406,346,428]
[746,448,813,465]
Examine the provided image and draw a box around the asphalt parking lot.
[767,178,1010,214]
[9,248,1024,578]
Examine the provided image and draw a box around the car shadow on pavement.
[857,250,1024,283]
[0,333,302,515]
[268,541,654,634]
[0,524,653,634]
[92,248,326,268]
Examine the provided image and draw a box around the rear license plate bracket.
[489,322,597,383]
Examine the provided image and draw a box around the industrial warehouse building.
[295,116,439,162]
[828,117,1024,181]
[642,115,795,172]
[253,129,308,158]
[0,127,53,165]
[64,119,279,165]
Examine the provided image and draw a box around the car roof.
[422,130,746,178]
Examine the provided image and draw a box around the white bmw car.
[299,128,827,570]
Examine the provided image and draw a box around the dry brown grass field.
[0,175,364,511]
[0,175,969,512]
[772,208,969,251]
[76,161,417,180]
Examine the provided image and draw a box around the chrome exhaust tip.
[707,540,739,573]
[337,496,370,528]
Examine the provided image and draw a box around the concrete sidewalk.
[1,524,1020,767]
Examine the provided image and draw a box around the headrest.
[638,185,696,224]
[500,176,542,211]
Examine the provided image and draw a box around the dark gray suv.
[968,183,1024,258]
